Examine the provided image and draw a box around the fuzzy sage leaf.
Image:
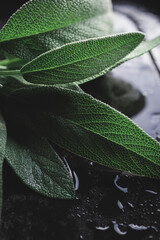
[21,32,144,85]
[5,134,75,199]
[0,0,110,43]
[0,0,113,62]
[6,85,160,178]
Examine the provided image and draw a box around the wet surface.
[2,151,160,240]
[112,5,160,138]
[1,2,160,240]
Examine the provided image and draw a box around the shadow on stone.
[81,74,145,117]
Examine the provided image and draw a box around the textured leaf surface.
[21,33,144,84]
[0,112,7,218]
[0,1,113,62]
[7,85,160,178]
[5,134,75,199]
[106,35,160,72]
[0,0,109,43]
[42,116,160,178]
[54,87,160,165]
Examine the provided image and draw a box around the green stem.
[0,69,21,76]
[0,58,21,66]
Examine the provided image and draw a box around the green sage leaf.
[53,87,160,167]
[41,115,160,178]
[21,32,144,84]
[0,0,110,43]
[5,134,75,199]
[0,0,113,62]
[7,85,160,178]
[107,35,160,72]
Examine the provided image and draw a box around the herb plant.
[0,0,160,217]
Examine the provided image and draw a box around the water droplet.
[87,219,93,223]
[89,162,94,166]
[112,221,127,235]
[117,200,124,211]
[114,175,128,193]
[148,236,153,239]
[152,226,158,232]
[73,171,79,191]
[80,235,84,239]
[129,224,148,231]
[145,190,157,195]
[128,202,134,208]
[96,226,110,231]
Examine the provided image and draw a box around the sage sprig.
[0,0,160,219]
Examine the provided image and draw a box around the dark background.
[0,0,160,20]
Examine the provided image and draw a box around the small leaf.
[0,112,7,219]
[5,133,75,199]
[0,55,26,70]
[21,32,144,84]
[0,0,110,43]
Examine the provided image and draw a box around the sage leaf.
[0,112,7,219]
[8,85,160,178]
[0,0,110,43]
[21,32,144,84]
[53,87,160,167]
[41,115,160,178]
[0,0,113,62]
[107,35,160,72]
[5,134,75,199]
